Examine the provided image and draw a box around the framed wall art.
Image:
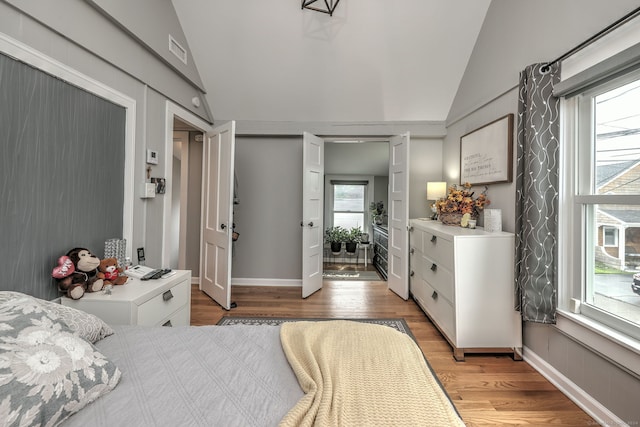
[460,113,513,185]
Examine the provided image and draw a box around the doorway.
[322,140,389,282]
[162,103,211,279]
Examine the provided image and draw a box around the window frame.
[324,175,374,236]
[559,69,640,369]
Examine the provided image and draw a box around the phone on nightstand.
[125,265,155,279]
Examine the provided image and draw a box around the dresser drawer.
[137,279,190,326]
[410,228,423,254]
[421,255,454,303]
[422,231,454,270]
[158,304,190,327]
[421,280,455,342]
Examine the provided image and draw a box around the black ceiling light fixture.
[302,0,341,16]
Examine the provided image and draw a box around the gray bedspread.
[62,324,303,427]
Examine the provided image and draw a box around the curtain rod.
[542,6,640,71]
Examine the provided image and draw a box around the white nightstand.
[61,270,191,326]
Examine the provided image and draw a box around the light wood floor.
[191,279,596,427]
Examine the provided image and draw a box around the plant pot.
[345,242,357,253]
[330,242,342,254]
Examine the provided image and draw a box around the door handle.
[410,248,415,254]
[308,221,314,227]
[220,224,226,230]
[430,235,437,243]
[430,263,437,272]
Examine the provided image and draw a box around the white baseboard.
[231,278,302,287]
[523,346,627,427]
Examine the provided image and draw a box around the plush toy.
[98,257,129,286]
[66,247,104,293]
[52,255,85,300]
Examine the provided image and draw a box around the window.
[568,70,640,340]
[602,226,618,247]
[331,182,367,230]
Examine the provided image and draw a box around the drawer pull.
[410,270,415,277]
[410,248,415,254]
[162,320,172,327]
[162,290,174,301]
[431,291,438,300]
[430,235,437,243]
[430,263,437,272]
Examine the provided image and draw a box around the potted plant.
[325,226,347,254]
[369,201,386,225]
[345,226,362,253]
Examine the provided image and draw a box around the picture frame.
[459,113,513,185]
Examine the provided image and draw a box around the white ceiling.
[172,0,491,123]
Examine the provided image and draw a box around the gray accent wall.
[445,1,640,423]
[0,1,211,273]
[0,52,125,300]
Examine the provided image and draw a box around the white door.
[200,121,235,309]
[387,133,410,299]
[302,132,324,298]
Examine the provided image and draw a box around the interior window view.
[2,2,640,427]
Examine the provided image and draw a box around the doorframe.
[163,101,213,270]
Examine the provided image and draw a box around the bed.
[0,292,465,427]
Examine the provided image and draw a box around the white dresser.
[409,219,521,361]
[61,270,191,327]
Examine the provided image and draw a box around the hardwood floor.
[191,280,596,426]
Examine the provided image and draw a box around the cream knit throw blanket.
[279,320,465,427]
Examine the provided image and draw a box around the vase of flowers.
[435,183,490,226]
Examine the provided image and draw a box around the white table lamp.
[427,181,447,219]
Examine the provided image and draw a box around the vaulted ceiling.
[172,0,491,124]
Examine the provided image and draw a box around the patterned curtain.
[515,63,560,323]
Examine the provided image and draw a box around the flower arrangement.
[435,182,490,218]
[369,201,386,223]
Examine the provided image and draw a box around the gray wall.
[0,52,125,300]
[232,136,303,280]
[3,0,210,122]
[0,1,209,275]
[231,135,442,280]
[445,0,640,423]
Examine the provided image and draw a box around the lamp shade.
[427,182,447,200]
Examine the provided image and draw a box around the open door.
[200,121,235,309]
[301,132,324,298]
[387,133,410,299]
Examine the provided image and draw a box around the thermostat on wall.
[146,149,159,165]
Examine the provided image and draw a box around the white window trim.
[558,82,640,378]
